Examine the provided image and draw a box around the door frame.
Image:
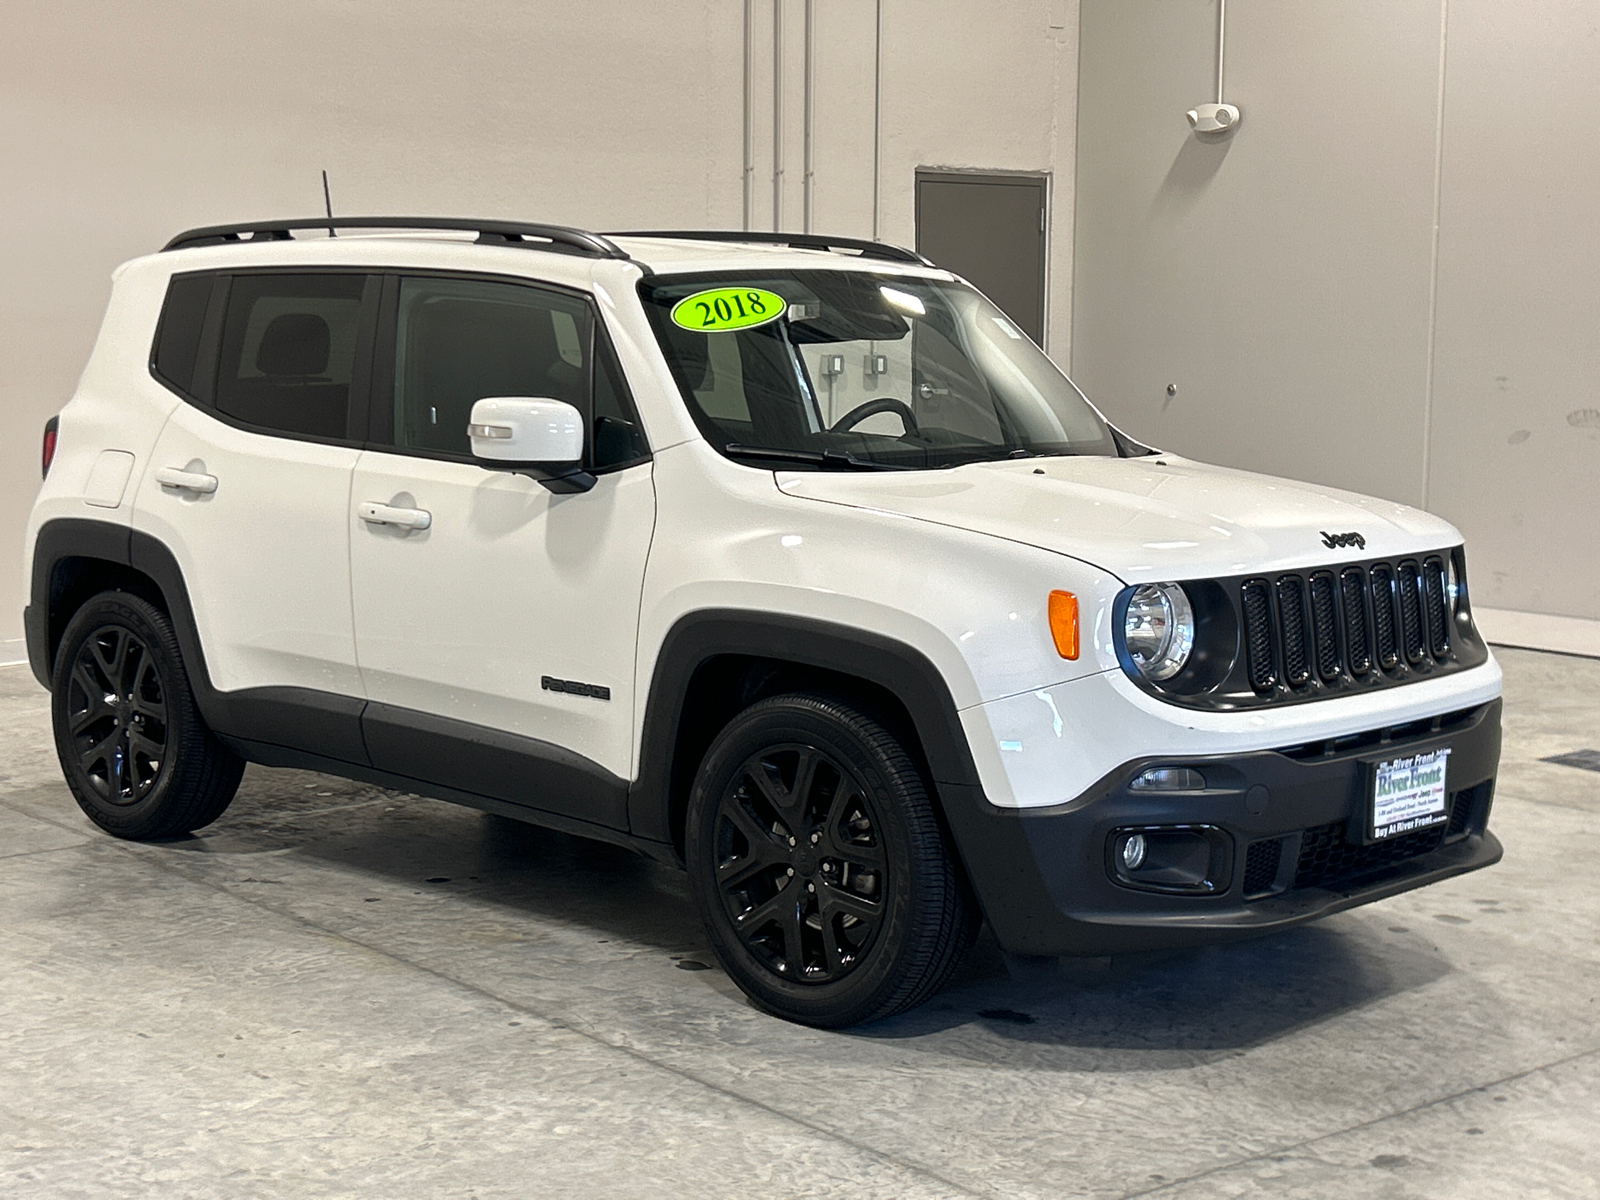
[913,168,1053,352]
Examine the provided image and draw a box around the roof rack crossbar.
[162,217,632,260]
[610,229,933,267]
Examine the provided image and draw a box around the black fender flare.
[627,609,986,845]
[25,518,133,690]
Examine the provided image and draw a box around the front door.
[348,273,655,829]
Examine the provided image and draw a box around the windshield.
[639,270,1117,469]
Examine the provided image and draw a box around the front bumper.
[941,698,1502,956]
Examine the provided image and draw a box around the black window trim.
[148,266,382,451]
[365,267,652,475]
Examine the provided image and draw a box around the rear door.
[348,272,655,829]
[134,271,378,756]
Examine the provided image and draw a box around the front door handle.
[357,501,432,531]
[155,466,219,494]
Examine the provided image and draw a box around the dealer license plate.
[1369,747,1452,841]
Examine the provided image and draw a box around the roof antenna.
[321,170,336,237]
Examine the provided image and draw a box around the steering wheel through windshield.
[830,397,920,437]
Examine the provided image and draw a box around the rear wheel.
[685,693,976,1027]
[51,592,244,840]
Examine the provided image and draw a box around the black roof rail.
[609,229,934,267]
[162,217,633,261]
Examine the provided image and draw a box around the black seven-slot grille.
[1242,556,1454,695]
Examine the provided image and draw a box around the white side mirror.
[468,397,593,493]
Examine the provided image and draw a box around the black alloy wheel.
[65,624,169,806]
[52,592,245,840]
[713,742,889,983]
[686,693,977,1027]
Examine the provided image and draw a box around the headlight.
[1123,583,1195,681]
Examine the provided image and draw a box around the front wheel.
[685,693,977,1027]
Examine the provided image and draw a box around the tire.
[685,692,978,1027]
[51,591,245,840]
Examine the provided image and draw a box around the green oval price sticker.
[670,287,786,332]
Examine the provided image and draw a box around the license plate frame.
[1367,746,1452,843]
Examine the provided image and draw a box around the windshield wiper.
[723,444,905,471]
[945,447,1100,467]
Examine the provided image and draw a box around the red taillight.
[41,416,59,480]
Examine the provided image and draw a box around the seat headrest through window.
[257,313,331,377]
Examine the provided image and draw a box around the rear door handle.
[357,501,432,531]
[155,467,218,494]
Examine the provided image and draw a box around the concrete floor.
[0,650,1596,1199]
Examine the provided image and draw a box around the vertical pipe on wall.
[743,0,754,231]
[872,0,883,239]
[1216,0,1226,104]
[1422,0,1450,508]
[803,0,815,233]
[772,0,785,230]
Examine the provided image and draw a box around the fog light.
[1107,825,1233,895]
[1121,832,1147,871]
[1131,766,1207,791]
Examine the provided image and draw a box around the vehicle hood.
[774,454,1461,583]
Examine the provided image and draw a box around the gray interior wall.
[1426,1,1600,621]
[1073,0,1600,622]
[0,1,1080,661]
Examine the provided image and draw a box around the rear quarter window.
[151,273,215,396]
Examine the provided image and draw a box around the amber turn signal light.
[1048,590,1079,660]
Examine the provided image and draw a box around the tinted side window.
[393,277,593,455]
[214,274,367,439]
[151,273,215,396]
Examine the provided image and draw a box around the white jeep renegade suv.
[23,217,1503,1027]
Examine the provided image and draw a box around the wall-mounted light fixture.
[1187,0,1241,135]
